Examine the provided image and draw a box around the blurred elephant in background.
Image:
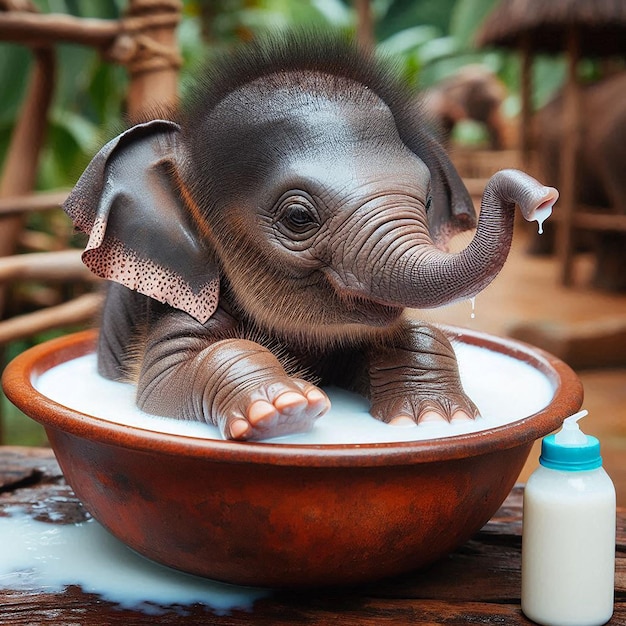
[533,70,626,291]
[422,65,507,150]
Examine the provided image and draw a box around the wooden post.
[0,47,55,315]
[355,0,374,51]
[123,0,182,122]
[556,26,581,286]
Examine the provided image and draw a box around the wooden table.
[1,446,624,625]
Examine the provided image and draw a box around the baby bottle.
[521,410,616,626]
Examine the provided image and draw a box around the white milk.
[0,508,268,615]
[533,204,553,234]
[521,413,616,626]
[518,189,556,235]
[35,342,555,443]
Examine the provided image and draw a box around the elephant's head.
[64,37,557,347]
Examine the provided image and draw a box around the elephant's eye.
[425,194,433,213]
[280,202,319,235]
[285,205,315,229]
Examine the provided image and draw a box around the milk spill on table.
[34,342,555,444]
[0,508,268,615]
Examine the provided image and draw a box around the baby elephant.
[64,35,557,440]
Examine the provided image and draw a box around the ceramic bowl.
[2,327,582,588]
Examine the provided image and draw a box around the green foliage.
[449,0,498,48]
[375,0,504,90]
[376,0,457,41]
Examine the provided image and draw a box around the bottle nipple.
[554,409,589,445]
[540,409,602,471]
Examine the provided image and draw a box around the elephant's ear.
[418,133,477,248]
[63,119,219,324]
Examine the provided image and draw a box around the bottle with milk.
[521,410,616,626]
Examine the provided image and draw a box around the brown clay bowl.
[2,327,582,588]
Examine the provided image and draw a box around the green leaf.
[36,111,102,189]
[310,0,352,26]
[418,36,459,64]
[84,60,127,131]
[0,44,33,121]
[50,109,101,154]
[376,0,458,41]
[379,25,441,56]
[418,52,495,88]
[450,0,499,49]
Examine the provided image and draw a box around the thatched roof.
[476,0,626,56]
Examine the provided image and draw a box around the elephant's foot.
[367,322,479,426]
[222,379,330,441]
[370,390,479,426]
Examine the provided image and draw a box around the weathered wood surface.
[1,446,624,625]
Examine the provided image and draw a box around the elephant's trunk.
[372,169,558,309]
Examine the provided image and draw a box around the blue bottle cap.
[540,433,602,471]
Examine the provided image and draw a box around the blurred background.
[0,0,624,500]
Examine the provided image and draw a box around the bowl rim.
[1,326,583,467]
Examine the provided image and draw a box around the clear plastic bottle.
[521,410,616,626]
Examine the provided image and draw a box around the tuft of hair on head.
[180,29,413,125]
